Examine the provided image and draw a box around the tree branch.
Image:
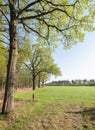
[24,63,32,71]
[36,17,79,34]
[3,34,10,41]
[17,0,42,17]
[19,8,71,21]
[46,0,79,7]
[0,4,9,7]
[0,9,9,23]
[22,22,48,40]
[0,40,9,46]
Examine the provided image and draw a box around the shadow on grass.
[67,107,95,121]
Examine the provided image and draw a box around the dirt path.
[26,103,95,130]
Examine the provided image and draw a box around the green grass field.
[1,86,95,130]
[15,86,95,106]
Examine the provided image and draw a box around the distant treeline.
[46,79,95,86]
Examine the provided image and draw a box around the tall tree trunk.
[2,1,18,114]
[32,75,36,90]
[32,66,36,90]
[2,21,18,114]
[32,73,36,101]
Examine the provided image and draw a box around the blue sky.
[51,31,95,81]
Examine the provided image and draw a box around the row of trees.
[46,79,95,86]
[0,39,62,111]
[0,0,95,114]
[21,42,61,90]
[0,41,61,90]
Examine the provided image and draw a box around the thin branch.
[22,23,30,33]
[0,4,9,7]
[35,69,48,77]
[34,58,43,68]
[32,53,40,65]
[46,0,79,7]
[3,34,10,41]
[0,39,9,46]
[17,0,42,17]
[35,70,42,77]
[22,22,48,40]
[24,63,32,71]
[0,9,9,23]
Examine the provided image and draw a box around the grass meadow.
[1,86,95,129]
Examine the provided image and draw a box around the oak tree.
[0,0,95,113]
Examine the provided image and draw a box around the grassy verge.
[1,86,95,130]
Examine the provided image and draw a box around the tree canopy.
[0,0,95,47]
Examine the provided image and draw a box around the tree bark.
[32,73,36,101]
[2,21,18,113]
[32,75,36,90]
[2,1,18,113]
[32,65,36,90]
